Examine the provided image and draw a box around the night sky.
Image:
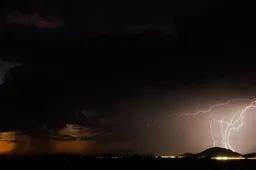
[0,0,255,156]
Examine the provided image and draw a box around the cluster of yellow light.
[211,156,245,160]
[160,155,176,158]
[96,156,122,159]
[177,156,185,158]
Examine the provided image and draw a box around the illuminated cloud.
[4,11,63,29]
[47,123,104,155]
[50,123,100,141]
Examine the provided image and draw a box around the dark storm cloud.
[0,0,224,37]
[49,136,99,141]
[0,65,92,130]
[0,0,225,65]
[0,63,122,145]
[0,59,20,84]
[0,0,248,155]
[0,140,21,143]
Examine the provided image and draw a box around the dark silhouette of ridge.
[197,147,241,157]
[243,153,256,158]
[180,153,194,157]
[179,147,242,158]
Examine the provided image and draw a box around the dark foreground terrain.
[1,155,255,169]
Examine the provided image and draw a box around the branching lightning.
[173,98,256,151]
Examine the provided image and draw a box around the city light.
[211,156,245,160]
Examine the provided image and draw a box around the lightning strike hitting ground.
[173,98,256,152]
[209,119,216,147]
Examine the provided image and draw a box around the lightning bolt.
[209,119,216,147]
[174,98,256,152]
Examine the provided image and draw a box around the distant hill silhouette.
[179,147,242,158]
[243,153,256,158]
[197,147,241,157]
[180,153,194,157]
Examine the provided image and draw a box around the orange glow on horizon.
[0,129,102,155]
[0,139,101,155]
[0,141,16,154]
[0,132,18,154]
[49,140,101,155]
